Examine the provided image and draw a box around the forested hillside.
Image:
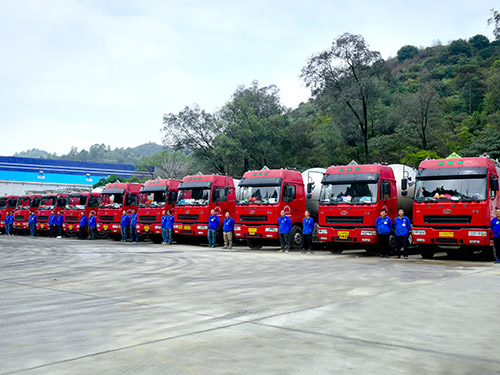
[14,142,164,164]
[163,20,500,177]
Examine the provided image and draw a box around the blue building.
[0,156,151,195]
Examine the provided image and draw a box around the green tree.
[301,33,385,161]
[135,150,192,179]
[397,45,419,61]
[488,8,500,40]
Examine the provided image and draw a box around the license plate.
[338,231,349,240]
[103,225,108,230]
[69,225,73,230]
[178,225,183,229]
[184,225,191,230]
[439,232,454,237]
[17,223,21,226]
[248,228,258,234]
[41,224,44,228]
[144,226,149,232]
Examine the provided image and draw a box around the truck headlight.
[412,230,426,235]
[317,229,328,234]
[198,225,208,230]
[234,226,241,231]
[155,225,161,229]
[265,227,278,232]
[360,230,377,236]
[173,224,179,228]
[468,231,487,237]
[112,225,119,229]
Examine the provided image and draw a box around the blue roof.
[0,156,150,184]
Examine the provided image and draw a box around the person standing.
[302,210,315,254]
[491,208,500,264]
[278,210,292,253]
[160,210,168,244]
[165,210,174,245]
[394,208,411,259]
[56,211,64,238]
[79,211,87,239]
[120,210,130,242]
[48,210,57,238]
[222,212,234,249]
[28,211,37,236]
[375,208,392,258]
[129,209,139,243]
[88,211,97,240]
[207,209,220,248]
[5,211,14,235]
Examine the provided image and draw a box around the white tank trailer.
[302,167,327,218]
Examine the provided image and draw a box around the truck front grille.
[326,216,363,224]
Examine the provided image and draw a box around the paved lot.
[1,235,499,374]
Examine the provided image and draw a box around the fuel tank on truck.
[388,164,416,216]
[302,168,326,218]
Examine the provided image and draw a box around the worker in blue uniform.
[375,208,392,258]
[278,210,292,253]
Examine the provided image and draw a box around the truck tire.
[420,247,435,259]
[151,235,163,244]
[290,225,303,250]
[247,239,262,250]
[327,242,342,254]
[482,246,497,261]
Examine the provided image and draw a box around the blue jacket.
[303,217,314,235]
[161,215,168,229]
[56,214,64,225]
[394,216,411,236]
[223,217,235,232]
[491,217,500,237]
[130,213,137,226]
[79,215,87,226]
[48,214,57,225]
[88,216,96,227]
[278,215,292,234]
[29,214,37,223]
[121,214,130,227]
[208,214,220,230]
[375,216,392,235]
[166,215,175,229]
[5,214,13,224]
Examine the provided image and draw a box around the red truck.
[36,193,69,234]
[316,164,415,254]
[411,156,500,259]
[0,195,18,233]
[96,182,143,240]
[136,179,181,243]
[13,194,42,234]
[233,168,325,249]
[173,175,236,242]
[62,191,102,237]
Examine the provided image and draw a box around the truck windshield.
[99,193,124,208]
[40,197,56,209]
[8,198,17,208]
[236,185,280,205]
[67,195,88,210]
[17,197,31,209]
[139,191,167,208]
[176,189,210,206]
[415,177,487,202]
[320,183,378,204]
[56,196,68,207]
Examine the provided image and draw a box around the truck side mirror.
[382,182,391,196]
[307,182,314,194]
[402,190,408,197]
[401,178,408,191]
[492,178,499,192]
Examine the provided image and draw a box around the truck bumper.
[174,223,209,236]
[234,224,279,239]
[96,223,121,234]
[412,227,491,246]
[316,226,378,244]
[36,223,50,231]
[137,223,162,235]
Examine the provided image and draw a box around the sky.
[0,0,498,156]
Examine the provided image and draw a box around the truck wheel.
[327,242,342,254]
[111,234,121,241]
[290,225,303,250]
[247,239,262,250]
[420,247,435,259]
[151,235,163,244]
[482,246,497,261]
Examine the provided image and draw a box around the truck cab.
[411,156,500,259]
[62,192,101,236]
[0,195,18,233]
[233,169,306,249]
[96,183,143,240]
[173,175,236,240]
[316,164,414,253]
[13,194,42,234]
[137,179,181,243]
[36,194,69,233]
